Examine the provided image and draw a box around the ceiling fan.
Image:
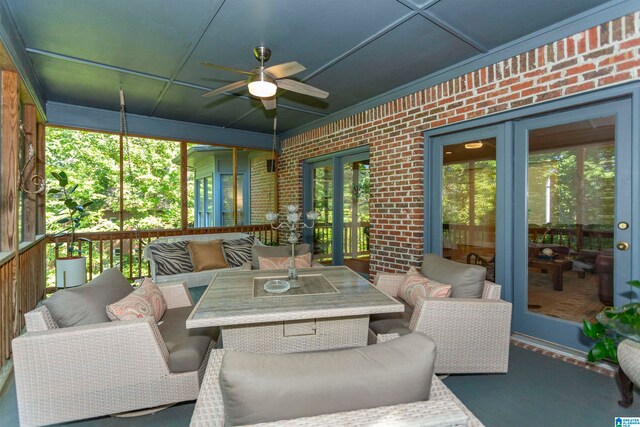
[201,46,329,110]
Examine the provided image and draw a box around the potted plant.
[582,280,640,363]
[49,171,94,288]
[583,280,640,407]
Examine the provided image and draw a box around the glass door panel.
[343,159,370,275]
[527,117,615,323]
[514,100,632,351]
[311,164,334,263]
[442,139,497,280]
[221,174,244,226]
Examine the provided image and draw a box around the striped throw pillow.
[148,241,194,276]
[222,236,256,268]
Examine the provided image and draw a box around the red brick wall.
[250,152,276,224]
[279,12,640,278]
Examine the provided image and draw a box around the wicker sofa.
[143,232,258,287]
[370,254,512,374]
[12,270,215,427]
[190,335,484,427]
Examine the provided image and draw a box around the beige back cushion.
[421,253,486,298]
[220,332,436,425]
[44,268,134,327]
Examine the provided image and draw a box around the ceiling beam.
[282,0,640,139]
[395,0,488,52]
[25,48,325,117]
[224,10,417,129]
[46,101,274,150]
[148,0,225,116]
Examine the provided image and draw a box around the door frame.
[425,123,512,300]
[512,99,634,350]
[302,146,370,265]
[424,82,640,350]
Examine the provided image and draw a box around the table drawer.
[283,319,317,336]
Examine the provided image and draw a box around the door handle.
[616,241,630,251]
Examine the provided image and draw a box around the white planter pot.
[55,257,87,288]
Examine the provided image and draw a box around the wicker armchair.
[372,273,512,374]
[12,282,212,427]
[190,349,484,427]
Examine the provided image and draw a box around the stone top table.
[186,266,403,353]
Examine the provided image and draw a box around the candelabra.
[266,205,319,287]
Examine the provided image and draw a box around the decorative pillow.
[148,241,194,276]
[187,239,229,271]
[106,290,153,321]
[399,266,452,308]
[140,278,167,320]
[222,236,256,268]
[251,244,311,270]
[397,266,421,299]
[258,253,312,270]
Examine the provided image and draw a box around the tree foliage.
[46,127,187,233]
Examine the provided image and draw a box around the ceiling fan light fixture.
[248,72,277,98]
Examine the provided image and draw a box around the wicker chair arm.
[158,281,193,308]
[410,297,512,374]
[373,273,405,297]
[24,305,59,332]
[252,400,469,426]
[411,297,512,332]
[482,281,502,300]
[12,317,171,391]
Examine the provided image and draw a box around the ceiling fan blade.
[261,97,277,110]
[201,62,254,76]
[201,80,247,97]
[276,79,329,99]
[264,61,306,79]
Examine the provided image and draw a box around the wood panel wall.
[0,258,16,366]
[21,104,37,242]
[0,70,46,374]
[18,241,46,326]
[1,70,19,253]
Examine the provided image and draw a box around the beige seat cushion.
[220,332,436,425]
[369,299,413,336]
[188,240,229,272]
[158,306,219,373]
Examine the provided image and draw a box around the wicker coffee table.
[186,266,403,353]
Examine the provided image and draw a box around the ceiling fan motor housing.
[253,46,271,64]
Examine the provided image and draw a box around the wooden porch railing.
[443,223,614,252]
[313,222,370,260]
[46,224,277,285]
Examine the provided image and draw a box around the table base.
[220,315,369,353]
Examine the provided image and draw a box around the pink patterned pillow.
[398,267,452,307]
[139,278,167,320]
[106,278,167,322]
[106,291,153,321]
[258,253,312,270]
[398,266,422,300]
